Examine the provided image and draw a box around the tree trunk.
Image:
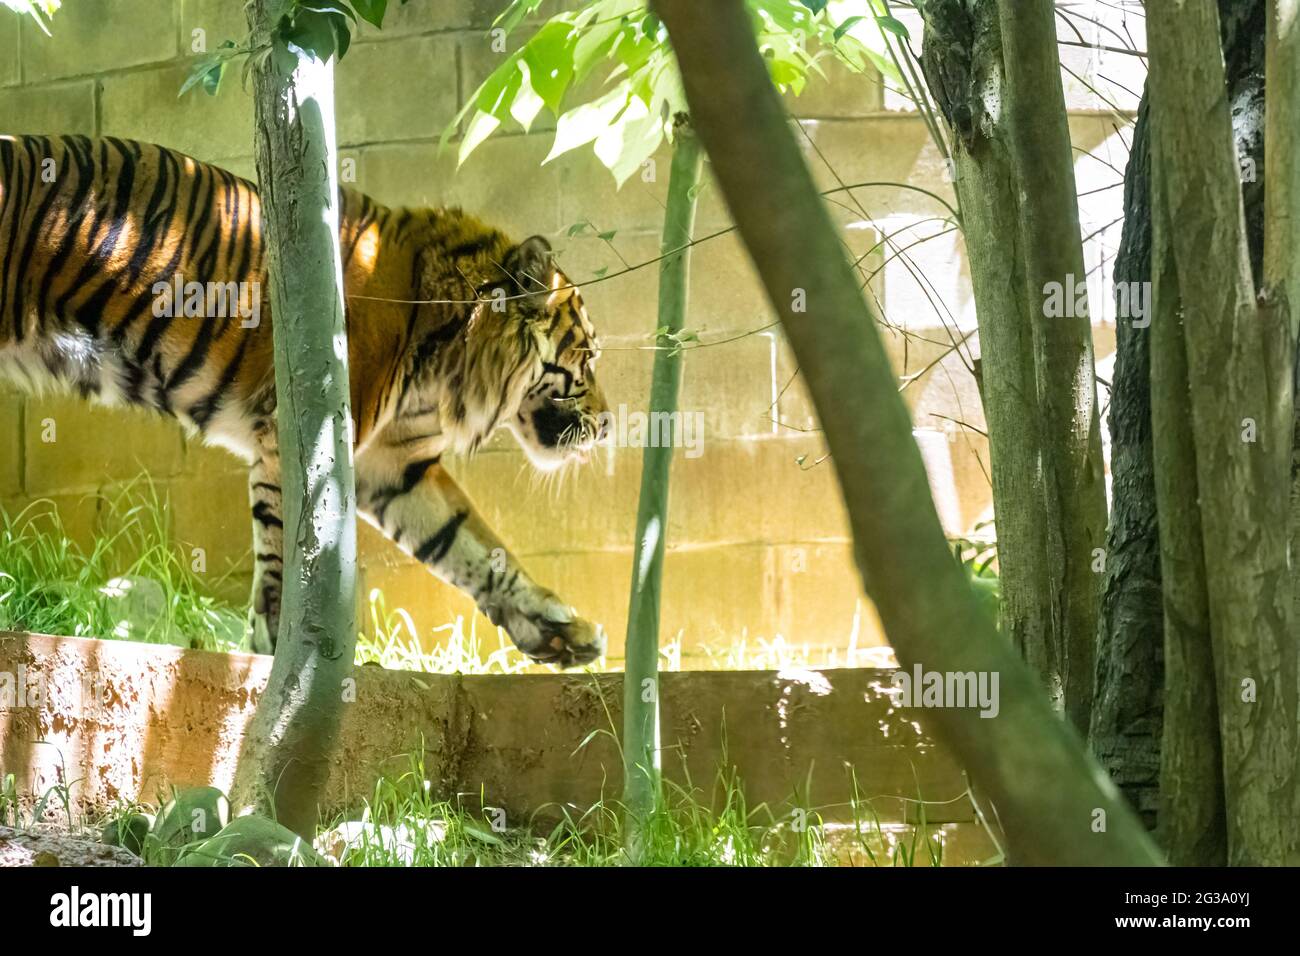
[231,0,359,838]
[917,0,1055,717]
[653,0,1162,866]
[1090,0,1267,834]
[994,0,1108,731]
[622,123,703,853]
[1264,0,1300,866]
[1148,154,1226,865]
[1148,0,1296,866]
[1088,97,1164,828]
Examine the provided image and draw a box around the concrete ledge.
[0,632,994,861]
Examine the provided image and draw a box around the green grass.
[318,751,838,866]
[0,483,245,651]
[1,483,895,672]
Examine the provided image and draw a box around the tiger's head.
[456,235,609,469]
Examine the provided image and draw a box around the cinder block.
[944,428,994,535]
[444,443,642,555]
[0,490,104,556]
[0,389,23,497]
[23,398,186,495]
[785,53,883,119]
[766,541,881,653]
[336,35,458,147]
[359,559,491,655]
[0,13,18,87]
[355,0,541,38]
[519,544,777,662]
[0,81,95,135]
[448,429,852,560]
[668,435,853,546]
[165,470,253,579]
[801,116,956,221]
[180,0,251,50]
[99,63,253,162]
[180,438,248,480]
[349,134,563,237]
[21,0,178,82]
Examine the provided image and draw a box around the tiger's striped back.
[0,134,536,461]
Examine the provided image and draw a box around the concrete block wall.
[0,1,1141,663]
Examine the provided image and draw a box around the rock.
[0,825,143,867]
[315,820,443,865]
[150,786,230,863]
[99,575,178,644]
[101,813,152,857]
[175,814,330,868]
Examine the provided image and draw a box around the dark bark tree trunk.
[1089,0,1265,834]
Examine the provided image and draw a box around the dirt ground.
[0,825,141,867]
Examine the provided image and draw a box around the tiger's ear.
[502,235,555,293]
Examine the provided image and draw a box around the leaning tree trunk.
[232,0,359,837]
[1091,0,1268,843]
[653,0,1162,865]
[622,121,703,854]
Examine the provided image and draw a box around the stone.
[176,814,330,867]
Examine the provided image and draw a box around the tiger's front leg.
[355,443,605,668]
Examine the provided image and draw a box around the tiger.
[0,134,609,668]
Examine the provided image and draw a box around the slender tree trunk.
[1148,0,1296,866]
[653,0,1162,865]
[994,0,1108,731]
[1148,156,1226,865]
[232,0,359,837]
[622,123,702,853]
[1264,0,1300,865]
[917,0,1055,715]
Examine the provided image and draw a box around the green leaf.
[180,58,224,98]
[458,110,502,166]
[493,0,547,35]
[597,229,617,242]
[832,15,866,41]
[798,0,828,13]
[519,19,577,114]
[299,0,355,22]
[282,9,339,62]
[545,86,628,163]
[875,14,909,39]
[572,16,623,83]
[595,95,664,187]
[510,60,546,130]
[349,0,387,28]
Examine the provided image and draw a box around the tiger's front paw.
[500,593,606,668]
